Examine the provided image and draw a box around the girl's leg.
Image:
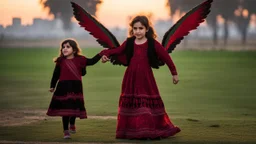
[62,116,71,139]
[62,116,70,131]
[70,117,76,125]
[69,117,76,133]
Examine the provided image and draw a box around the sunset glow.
[0,0,170,28]
[0,0,53,27]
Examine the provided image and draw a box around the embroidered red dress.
[100,40,181,139]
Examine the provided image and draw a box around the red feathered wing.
[71,2,120,49]
[71,2,127,66]
[162,0,213,53]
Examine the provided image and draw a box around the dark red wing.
[162,0,213,53]
[71,2,120,48]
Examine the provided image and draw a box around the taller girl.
[100,16,180,140]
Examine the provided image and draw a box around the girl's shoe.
[63,130,71,139]
[69,125,76,134]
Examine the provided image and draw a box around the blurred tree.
[211,0,239,46]
[236,0,256,44]
[167,0,239,46]
[40,0,102,31]
[166,0,203,47]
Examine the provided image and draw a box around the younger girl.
[100,16,180,140]
[47,38,102,139]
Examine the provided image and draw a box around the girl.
[100,16,180,140]
[47,38,102,139]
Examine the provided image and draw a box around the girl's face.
[62,42,75,58]
[132,22,148,40]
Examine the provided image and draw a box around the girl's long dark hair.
[124,16,162,69]
[129,15,157,39]
[54,38,82,63]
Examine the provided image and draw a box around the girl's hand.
[99,49,108,56]
[102,55,110,63]
[49,88,55,93]
[172,75,179,85]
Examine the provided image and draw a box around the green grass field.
[0,48,256,143]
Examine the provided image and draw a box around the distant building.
[12,18,21,27]
[33,18,54,28]
[4,18,23,37]
[0,24,3,32]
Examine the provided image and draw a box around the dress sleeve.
[155,41,178,75]
[79,56,87,76]
[86,54,102,66]
[99,41,127,57]
[50,64,60,88]
[79,54,101,76]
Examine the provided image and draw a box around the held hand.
[99,49,108,56]
[49,88,55,93]
[101,55,110,63]
[172,75,179,85]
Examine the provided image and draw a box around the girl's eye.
[133,27,137,30]
[139,27,143,30]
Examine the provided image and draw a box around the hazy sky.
[0,0,170,28]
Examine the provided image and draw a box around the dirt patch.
[0,109,48,126]
[0,141,131,144]
[89,116,116,120]
[0,110,116,127]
